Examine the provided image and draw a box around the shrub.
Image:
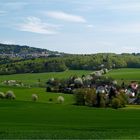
[117,92,128,107]
[83,75,92,87]
[46,86,52,92]
[103,68,108,74]
[111,98,121,109]
[99,94,106,107]
[84,88,96,106]
[112,80,118,85]
[96,92,106,107]
[32,94,38,102]
[57,96,64,104]
[5,90,15,99]
[95,71,102,77]
[74,89,85,105]
[0,92,5,99]
[74,77,83,87]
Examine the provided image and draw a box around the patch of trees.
[0,53,140,74]
[74,88,128,109]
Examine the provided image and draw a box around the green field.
[0,69,140,139]
[106,68,140,81]
[0,70,92,86]
[0,99,140,139]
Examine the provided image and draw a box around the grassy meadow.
[0,70,92,86]
[0,99,140,139]
[0,69,140,139]
[106,68,140,81]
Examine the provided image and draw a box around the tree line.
[0,53,140,74]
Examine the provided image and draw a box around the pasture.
[106,68,140,81]
[0,69,140,139]
[0,70,92,86]
[0,99,140,139]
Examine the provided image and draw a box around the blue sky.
[1,0,140,54]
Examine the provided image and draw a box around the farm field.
[0,86,74,104]
[0,70,92,86]
[1,68,140,87]
[106,68,140,81]
[0,69,140,139]
[0,100,140,139]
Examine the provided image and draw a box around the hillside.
[0,43,61,58]
[0,43,140,75]
[0,53,140,75]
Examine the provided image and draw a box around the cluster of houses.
[0,51,49,59]
[0,50,63,59]
[46,70,140,104]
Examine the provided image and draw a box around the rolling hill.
[0,43,62,58]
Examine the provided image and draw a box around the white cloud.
[46,11,86,23]
[17,17,59,35]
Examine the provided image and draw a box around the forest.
[0,53,140,74]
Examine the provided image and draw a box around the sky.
[0,0,140,54]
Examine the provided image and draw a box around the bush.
[57,96,64,104]
[32,94,38,102]
[117,92,128,107]
[74,77,83,88]
[5,90,15,99]
[96,92,106,107]
[0,92,5,99]
[46,86,52,92]
[74,89,85,105]
[99,94,106,107]
[111,98,121,109]
[103,68,108,74]
[84,88,96,107]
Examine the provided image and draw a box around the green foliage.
[84,88,96,106]
[111,93,128,109]
[74,88,107,107]
[96,92,107,107]
[45,60,67,72]
[117,92,128,107]
[74,89,85,105]
[0,52,140,75]
[111,98,121,109]
[99,93,106,108]
[0,43,55,55]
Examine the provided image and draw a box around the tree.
[111,98,121,109]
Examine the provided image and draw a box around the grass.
[0,86,74,104]
[0,68,140,138]
[0,70,92,86]
[0,101,140,139]
[106,68,140,81]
